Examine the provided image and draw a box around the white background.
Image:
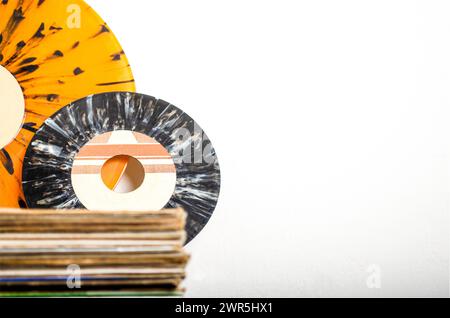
[89,0,450,297]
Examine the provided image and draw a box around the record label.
[71,131,177,211]
[0,65,25,149]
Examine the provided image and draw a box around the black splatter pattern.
[0,149,14,174]
[22,92,221,243]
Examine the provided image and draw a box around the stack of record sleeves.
[0,208,189,297]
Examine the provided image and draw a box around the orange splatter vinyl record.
[0,0,135,207]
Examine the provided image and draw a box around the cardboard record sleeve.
[0,208,189,296]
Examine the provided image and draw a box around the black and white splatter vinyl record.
[22,92,221,243]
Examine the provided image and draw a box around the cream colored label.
[0,65,25,149]
[71,131,177,211]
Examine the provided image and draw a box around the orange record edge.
[0,0,136,207]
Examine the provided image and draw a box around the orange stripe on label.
[72,164,177,174]
[89,132,113,144]
[75,156,172,160]
[77,144,172,157]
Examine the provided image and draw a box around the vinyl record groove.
[22,92,221,243]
